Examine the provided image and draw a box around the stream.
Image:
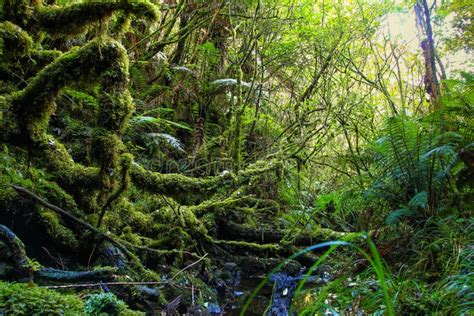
[211,269,330,315]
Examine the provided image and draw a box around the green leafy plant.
[0,281,84,315]
[84,292,141,316]
[241,234,394,316]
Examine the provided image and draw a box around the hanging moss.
[97,91,133,132]
[110,13,132,39]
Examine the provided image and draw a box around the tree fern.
[368,114,466,224]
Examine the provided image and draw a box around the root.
[0,224,33,279]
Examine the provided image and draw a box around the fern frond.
[147,133,185,152]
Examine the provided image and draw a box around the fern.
[129,115,192,131]
[368,113,467,224]
[147,133,185,152]
[210,78,252,89]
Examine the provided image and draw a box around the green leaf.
[386,208,414,225]
[407,191,428,210]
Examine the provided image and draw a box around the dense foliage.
[0,0,472,315]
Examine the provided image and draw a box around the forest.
[0,0,472,315]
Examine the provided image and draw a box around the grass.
[240,233,395,315]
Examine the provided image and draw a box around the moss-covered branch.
[11,37,128,141]
[131,162,236,198]
[131,159,281,201]
[37,2,158,35]
[0,224,119,283]
[1,0,159,35]
[217,221,346,246]
[0,224,34,279]
[0,21,33,61]
[36,267,118,282]
[2,37,133,193]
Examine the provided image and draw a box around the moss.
[1,0,34,28]
[0,281,84,315]
[214,239,281,253]
[91,130,123,180]
[24,49,63,68]
[189,194,249,216]
[39,140,101,192]
[37,266,117,283]
[148,226,186,251]
[219,221,346,247]
[0,225,33,278]
[97,91,134,132]
[6,37,132,199]
[110,13,132,38]
[0,21,33,61]
[103,198,153,234]
[131,163,236,201]
[34,1,159,36]
[84,292,143,316]
[180,206,210,237]
[11,37,129,142]
[131,159,280,204]
[38,208,79,249]
[237,159,281,180]
[0,97,13,140]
